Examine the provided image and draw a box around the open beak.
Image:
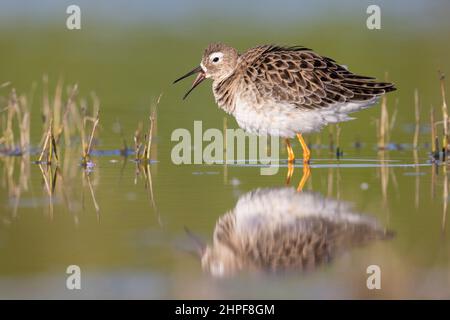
[173,66,206,100]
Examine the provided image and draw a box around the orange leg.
[285,139,295,163]
[297,163,311,192]
[285,139,295,184]
[286,162,294,185]
[296,133,311,164]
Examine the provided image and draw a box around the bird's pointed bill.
[173,66,206,99]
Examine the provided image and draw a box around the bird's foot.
[303,155,311,165]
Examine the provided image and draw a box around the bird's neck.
[212,76,237,115]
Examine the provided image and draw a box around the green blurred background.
[0,0,450,298]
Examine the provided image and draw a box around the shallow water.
[1,2,450,299]
[0,149,448,299]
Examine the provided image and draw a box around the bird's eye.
[210,52,223,64]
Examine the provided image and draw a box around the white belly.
[232,98,327,138]
[232,97,377,138]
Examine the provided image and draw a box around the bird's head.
[173,43,239,99]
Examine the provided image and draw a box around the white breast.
[232,97,328,138]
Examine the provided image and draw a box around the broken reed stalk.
[134,122,143,160]
[38,119,58,165]
[413,89,420,149]
[431,106,438,159]
[389,98,399,132]
[378,72,390,150]
[38,77,62,160]
[1,88,30,155]
[145,110,156,160]
[378,93,389,150]
[38,123,51,162]
[80,106,87,160]
[50,127,59,163]
[18,96,30,153]
[52,78,63,135]
[9,90,19,151]
[39,75,51,147]
[40,78,85,155]
[86,112,100,156]
[140,93,162,161]
[439,72,449,154]
[82,111,100,163]
[4,90,16,151]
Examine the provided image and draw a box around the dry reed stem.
[389,98,399,132]
[145,110,157,160]
[52,78,63,132]
[38,119,52,162]
[378,72,390,149]
[19,96,30,152]
[146,94,162,159]
[379,95,388,149]
[134,93,162,161]
[439,72,448,152]
[0,88,30,154]
[413,89,420,149]
[431,106,437,155]
[37,118,58,165]
[134,121,143,160]
[85,111,100,159]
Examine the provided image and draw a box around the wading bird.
[174,43,396,186]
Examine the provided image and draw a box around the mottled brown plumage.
[174,42,396,162]
[212,44,396,114]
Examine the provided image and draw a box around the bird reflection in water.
[189,185,394,278]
